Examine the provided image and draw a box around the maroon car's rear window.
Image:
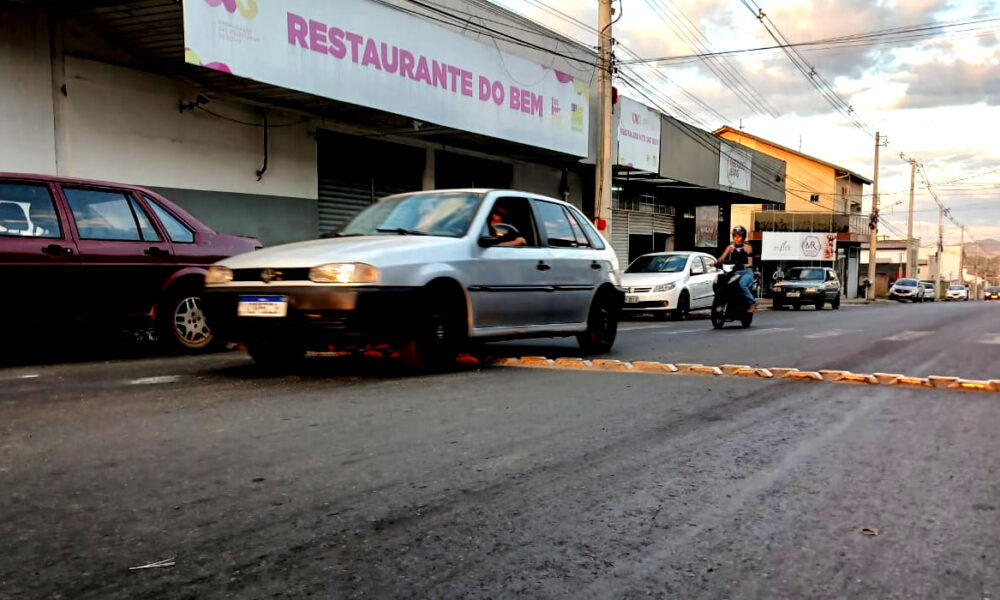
[0,183,61,239]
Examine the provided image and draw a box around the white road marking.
[979,333,1000,345]
[750,327,794,334]
[655,328,705,335]
[130,375,182,385]
[803,329,863,339]
[619,323,678,332]
[0,373,39,382]
[883,330,934,342]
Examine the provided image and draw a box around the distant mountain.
[966,239,1000,257]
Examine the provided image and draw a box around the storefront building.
[1,0,599,245]
[608,100,787,267]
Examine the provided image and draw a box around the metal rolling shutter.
[628,211,653,235]
[611,209,629,267]
[317,179,372,235]
[653,213,675,235]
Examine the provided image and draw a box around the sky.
[492,0,1000,246]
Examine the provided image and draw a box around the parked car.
[203,190,623,370]
[945,285,969,301]
[986,286,1000,301]
[0,173,261,352]
[771,266,841,310]
[919,281,936,301]
[888,278,924,302]
[621,251,717,320]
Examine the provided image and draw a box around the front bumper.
[621,289,679,311]
[203,285,421,347]
[772,288,822,303]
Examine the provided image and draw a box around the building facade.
[1,0,600,246]
[715,127,871,298]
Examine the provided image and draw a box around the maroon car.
[0,173,260,352]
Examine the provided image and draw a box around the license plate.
[786,291,800,298]
[625,294,639,304]
[238,295,288,317]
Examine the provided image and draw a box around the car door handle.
[590,261,602,270]
[144,246,171,257]
[536,261,551,271]
[42,244,73,256]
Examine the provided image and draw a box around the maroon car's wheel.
[157,291,213,353]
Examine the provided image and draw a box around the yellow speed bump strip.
[490,357,998,394]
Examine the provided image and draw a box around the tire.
[740,312,753,328]
[577,289,619,354]
[401,284,467,372]
[832,296,841,310]
[247,339,305,370]
[671,291,690,321]
[773,302,785,311]
[710,301,725,329]
[654,311,670,321]
[156,289,214,353]
[815,299,824,310]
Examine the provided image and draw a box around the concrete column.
[422,147,435,190]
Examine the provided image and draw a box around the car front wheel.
[578,289,619,354]
[401,284,466,372]
[157,290,214,353]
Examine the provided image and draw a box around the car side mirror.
[478,235,500,248]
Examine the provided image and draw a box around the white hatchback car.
[203,190,623,369]
[945,285,969,301]
[621,251,718,319]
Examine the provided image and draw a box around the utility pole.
[959,225,966,285]
[906,158,917,277]
[933,204,943,297]
[866,131,881,301]
[594,0,613,236]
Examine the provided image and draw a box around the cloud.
[891,55,1000,108]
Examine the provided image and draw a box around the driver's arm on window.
[498,236,527,247]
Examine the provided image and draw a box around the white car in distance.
[620,251,718,320]
[945,285,970,301]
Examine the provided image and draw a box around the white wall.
[0,5,57,174]
[60,56,317,199]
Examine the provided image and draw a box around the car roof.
[381,188,581,209]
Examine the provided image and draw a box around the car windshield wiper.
[320,231,365,239]
[375,228,429,236]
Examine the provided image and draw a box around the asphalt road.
[1,301,999,599]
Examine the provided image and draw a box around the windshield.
[895,279,917,286]
[336,191,483,238]
[988,287,1000,293]
[786,268,824,281]
[949,286,965,290]
[626,254,688,274]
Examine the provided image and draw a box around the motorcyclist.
[715,225,757,313]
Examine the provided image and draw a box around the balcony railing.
[752,211,868,235]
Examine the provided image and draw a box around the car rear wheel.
[671,291,690,321]
[157,289,214,353]
[401,284,466,372]
[577,288,619,354]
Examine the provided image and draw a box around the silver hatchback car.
[203,190,623,369]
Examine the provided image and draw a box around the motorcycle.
[711,263,759,329]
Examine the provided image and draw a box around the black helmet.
[732,225,747,238]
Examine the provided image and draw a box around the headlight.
[308,262,379,284]
[653,282,676,293]
[205,266,233,285]
[808,287,820,293]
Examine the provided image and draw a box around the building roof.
[714,126,873,185]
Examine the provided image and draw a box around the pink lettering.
[460,69,473,97]
[491,81,505,106]
[361,38,381,70]
[380,42,398,74]
[478,76,492,101]
[431,60,447,89]
[345,31,363,63]
[414,56,431,85]
[530,93,543,117]
[287,12,307,48]
[446,65,461,92]
[510,86,521,111]
[328,27,346,59]
[399,49,415,79]
[308,19,327,54]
